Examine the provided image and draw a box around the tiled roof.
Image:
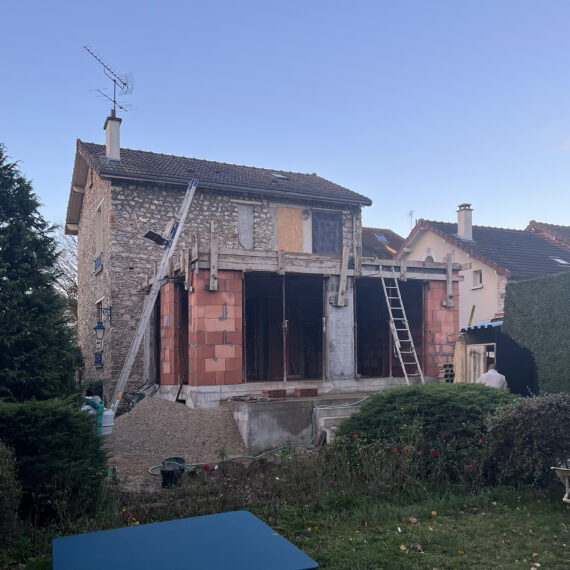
[414,220,570,279]
[77,141,372,206]
[362,227,404,259]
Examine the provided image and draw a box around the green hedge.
[503,271,570,393]
[0,398,107,519]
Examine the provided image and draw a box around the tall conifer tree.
[0,144,77,400]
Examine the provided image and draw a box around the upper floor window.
[311,210,342,255]
[472,269,483,288]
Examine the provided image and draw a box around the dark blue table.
[52,510,318,569]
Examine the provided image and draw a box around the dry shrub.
[0,440,21,545]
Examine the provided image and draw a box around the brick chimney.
[103,109,122,162]
[457,203,473,240]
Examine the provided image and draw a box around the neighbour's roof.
[77,141,372,206]
[526,220,570,243]
[400,220,570,280]
[361,227,404,259]
[461,318,503,332]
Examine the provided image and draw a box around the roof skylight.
[376,234,387,242]
[272,173,288,180]
[550,257,570,265]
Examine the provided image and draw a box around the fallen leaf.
[400,544,408,551]
[431,511,437,516]
[405,516,419,524]
[532,553,538,557]
[429,526,434,532]
[459,550,465,555]
[410,542,424,552]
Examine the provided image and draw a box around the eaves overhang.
[65,140,89,235]
[97,171,372,208]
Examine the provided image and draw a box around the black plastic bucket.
[160,457,185,488]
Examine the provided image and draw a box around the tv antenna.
[83,46,133,112]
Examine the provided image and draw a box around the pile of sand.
[105,397,247,492]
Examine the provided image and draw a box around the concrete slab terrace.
[159,376,413,454]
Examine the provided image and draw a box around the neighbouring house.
[525,221,570,254]
[65,112,461,416]
[397,204,570,329]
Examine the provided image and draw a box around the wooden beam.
[336,245,349,307]
[209,221,218,291]
[441,252,455,308]
[277,250,286,275]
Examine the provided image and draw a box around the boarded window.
[277,207,303,252]
[312,210,342,255]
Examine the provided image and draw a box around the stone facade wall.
[75,167,114,399]
[422,280,459,377]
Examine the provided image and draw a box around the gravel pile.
[106,397,247,492]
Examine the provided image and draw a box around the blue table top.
[52,510,318,569]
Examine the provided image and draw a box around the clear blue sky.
[2,1,569,238]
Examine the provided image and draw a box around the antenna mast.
[83,46,133,112]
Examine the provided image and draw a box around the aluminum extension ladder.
[380,269,424,385]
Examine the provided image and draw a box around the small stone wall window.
[472,269,483,289]
[95,202,103,255]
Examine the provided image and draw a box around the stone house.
[66,113,461,409]
[397,204,570,329]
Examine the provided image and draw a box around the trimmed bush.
[0,440,21,545]
[339,383,518,444]
[484,393,570,486]
[338,383,518,482]
[0,398,108,520]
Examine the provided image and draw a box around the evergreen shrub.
[0,398,107,520]
[339,383,518,444]
[0,440,21,545]
[484,393,570,486]
[84,379,103,399]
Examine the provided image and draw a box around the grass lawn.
[273,487,569,569]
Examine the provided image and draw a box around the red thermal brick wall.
[160,282,181,386]
[188,270,243,386]
[423,280,459,377]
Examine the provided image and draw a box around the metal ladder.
[381,269,424,384]
[109,178,199,413]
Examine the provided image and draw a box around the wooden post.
[336,246,349,306]
[210,221,218,291]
